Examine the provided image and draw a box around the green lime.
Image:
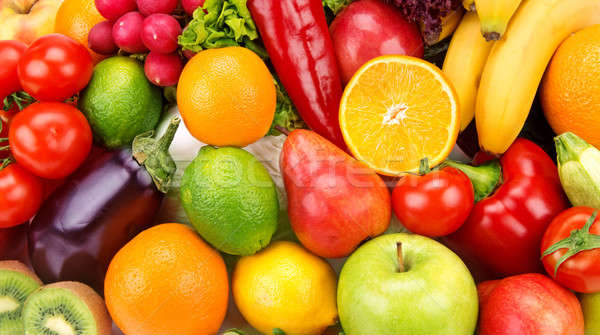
[78,56,162,149]
[180,146,279,256]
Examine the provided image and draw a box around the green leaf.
[178,0,258,53]
[273,329,286,335]
[268,77,306,136]
[322,0,352,15]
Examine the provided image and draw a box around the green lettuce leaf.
[322,0,352,15]
[178,0,259,52]
[268,78,306,136]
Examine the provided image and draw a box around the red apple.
[477,280,500,311]
[479,273,584,335]
[0,0,62,45]
[330,0,424,84]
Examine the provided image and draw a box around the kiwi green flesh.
[0,269,42,334]
[23,287,97,335]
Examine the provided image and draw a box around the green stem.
[132,117,180,193]
[419,158,431,175]
[555,132,590,165]
[542,211,600,277]
[441,159,502,202]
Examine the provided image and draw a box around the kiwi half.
[0,260,43,334]
[22,281,111,335]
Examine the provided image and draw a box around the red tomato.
[9,102,93,179]
[0,163,43,227]
[0,40,27,100]
[541,207,600,293]
[18,34,93,102]
[392,166,474,237]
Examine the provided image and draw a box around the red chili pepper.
[248,0,347,149]
[442,138,569,277]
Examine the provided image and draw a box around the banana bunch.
[443,0,600,155]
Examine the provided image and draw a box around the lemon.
[232,241,338,335]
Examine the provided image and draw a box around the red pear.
[280,129,391,258]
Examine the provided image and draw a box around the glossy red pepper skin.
[443,139,569,277]
[248,0,347,149]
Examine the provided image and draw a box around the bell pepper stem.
[441,159,502,202]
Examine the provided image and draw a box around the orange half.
[340,55,460,176]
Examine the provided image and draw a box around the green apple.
[337,233,478,335]
[581,292,600,335]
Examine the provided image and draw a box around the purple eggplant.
[29,118,180,294]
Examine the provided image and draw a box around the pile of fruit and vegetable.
[2,0,600,333]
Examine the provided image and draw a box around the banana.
[475,0,522,40]
[463,0,475,12]
[442,12,493,131]
[422,8,464,45]
[476,0,600,155]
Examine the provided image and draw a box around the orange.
[54,0,106,63]
[104,224,229,335]
[339,55,459,176]
[541,24,600,148]
[177,46,276,147]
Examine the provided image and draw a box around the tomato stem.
[0,157,12,170]
[397,242,405,273]
[542,211,600,277]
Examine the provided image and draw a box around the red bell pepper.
[442,138,569,277]
[248,0,347,149]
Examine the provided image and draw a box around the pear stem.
[397,242,405,273]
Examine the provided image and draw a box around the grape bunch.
[89,0,204,86]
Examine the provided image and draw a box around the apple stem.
[397,242,405,273]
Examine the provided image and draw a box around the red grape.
[141,14,182,54]
[88,21,118,55]
[144,52,183,87]
[95,0,137,20]
[136,0,178,15]
[112,11,148,54]
[182,0,204,15]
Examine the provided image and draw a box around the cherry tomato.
[0,40,27,100]
[541,207,600,293]
[0,163,43,228]
[9,102,93,179]
[392,166,474,237]
[18,34,93,101]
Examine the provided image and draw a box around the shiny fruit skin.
[18,34,93,101]
[0,163,43,228]
[475,0,600,154]
[280,129,391,258]
[95,0,137,20]
[392,167,474,237]
[479,273,584,335]
[0,40,26,100]
[540,207,600,293]
[9,102,93,179]
[0,0,62,45]
[141,13,181,54]
[541,24,600,148]
[112,11,148,54]
[182,0,204,15]
[144,52,182,87]
[88,20,118,55]
[105,223,229,335]
[177,46,276,147]
[54,0,107,63]
[329,0,424,84]
[233,241,338,335]
[136,0,177,15]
